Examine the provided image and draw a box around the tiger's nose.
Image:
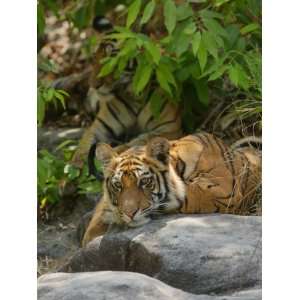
[126,209,139,219]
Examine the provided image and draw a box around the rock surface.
[38,127,84,151]
[38,271,262,300]
[38,225,77,259]
[61,214,261,295]
[37,198,97,276]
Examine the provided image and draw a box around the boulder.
[61,214,261,295]
[38,226,77,259]
[38,271,262,300]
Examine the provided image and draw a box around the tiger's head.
[90,138,186,227]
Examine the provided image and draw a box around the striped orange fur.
[82,132,261,246]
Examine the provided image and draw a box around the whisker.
[150,211,165,215]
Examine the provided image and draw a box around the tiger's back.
[169,133,261,214]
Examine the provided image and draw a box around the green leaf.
[173,31,191,57]
[78,181,101,194]
[126,0,142,28]
[225,25,240,49]
[140,0,156,25]
[183,21,196,35]
[55,139,76,152]
[37,3,45,36]
[39,149,55,162]
[119,39,137,56]
[144,41,161,64]
[176,3,193,21]
[98,57,118,77]
[192,32,201,56]
[194,52,230,79]
[64,163,80,180]
[114,26,136,33]
[202,18,227,38]
[157,64,177,87]
[208,65,228,81]
[105,32,135,40]
[164,0,177,35]
[116,39,137,73]
[56,89,69,97]
[45,88,55,102]
[189,63,201,79]
[228,65,239,86]
[228,64,249,90]
[156,68,172,95]
[199,9,223,20]
[197,40,207,72]
[45,0,59,15]
[54,92,66,109]
[37,158,48,187]
[240,23,260,35]
[149,90,164,119]
[160,35,172,44]
[214,0,230,7]
[168,18,193,56]
[202,31,218,58]
[37,91,45,127]
[117,55,129,73]
[73,5,89,30]
[176,66,191,82]
[236,37,246,51]
[132,62,153,94]
[136,32,150,43]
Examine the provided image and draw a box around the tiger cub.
[82,132,261,247]
[72,80,182,168]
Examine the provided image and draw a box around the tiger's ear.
[146,137,170,165]
[96,143,118,168]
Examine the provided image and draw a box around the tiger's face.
[95,138,185,227]
[108,161,163,227]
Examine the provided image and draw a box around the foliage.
[96,0,262,131]
[37,141,102,208]
[38,45,69,126]
[37,85,69,126]
[225,48,262,127]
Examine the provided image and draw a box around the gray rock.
[38,271,262,300]
[61,214,261,295]
[38,227,77,259]
[38,127,84,151]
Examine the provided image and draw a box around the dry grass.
[37,256,61,277]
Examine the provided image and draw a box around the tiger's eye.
[113,181,122,190]
[140,177,151,186]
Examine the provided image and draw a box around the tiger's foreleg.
[72,123,100,168]
[72,120,114,168]
[81,197,114,247]
[181,177,218,214]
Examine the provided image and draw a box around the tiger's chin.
[125,217,151,228]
